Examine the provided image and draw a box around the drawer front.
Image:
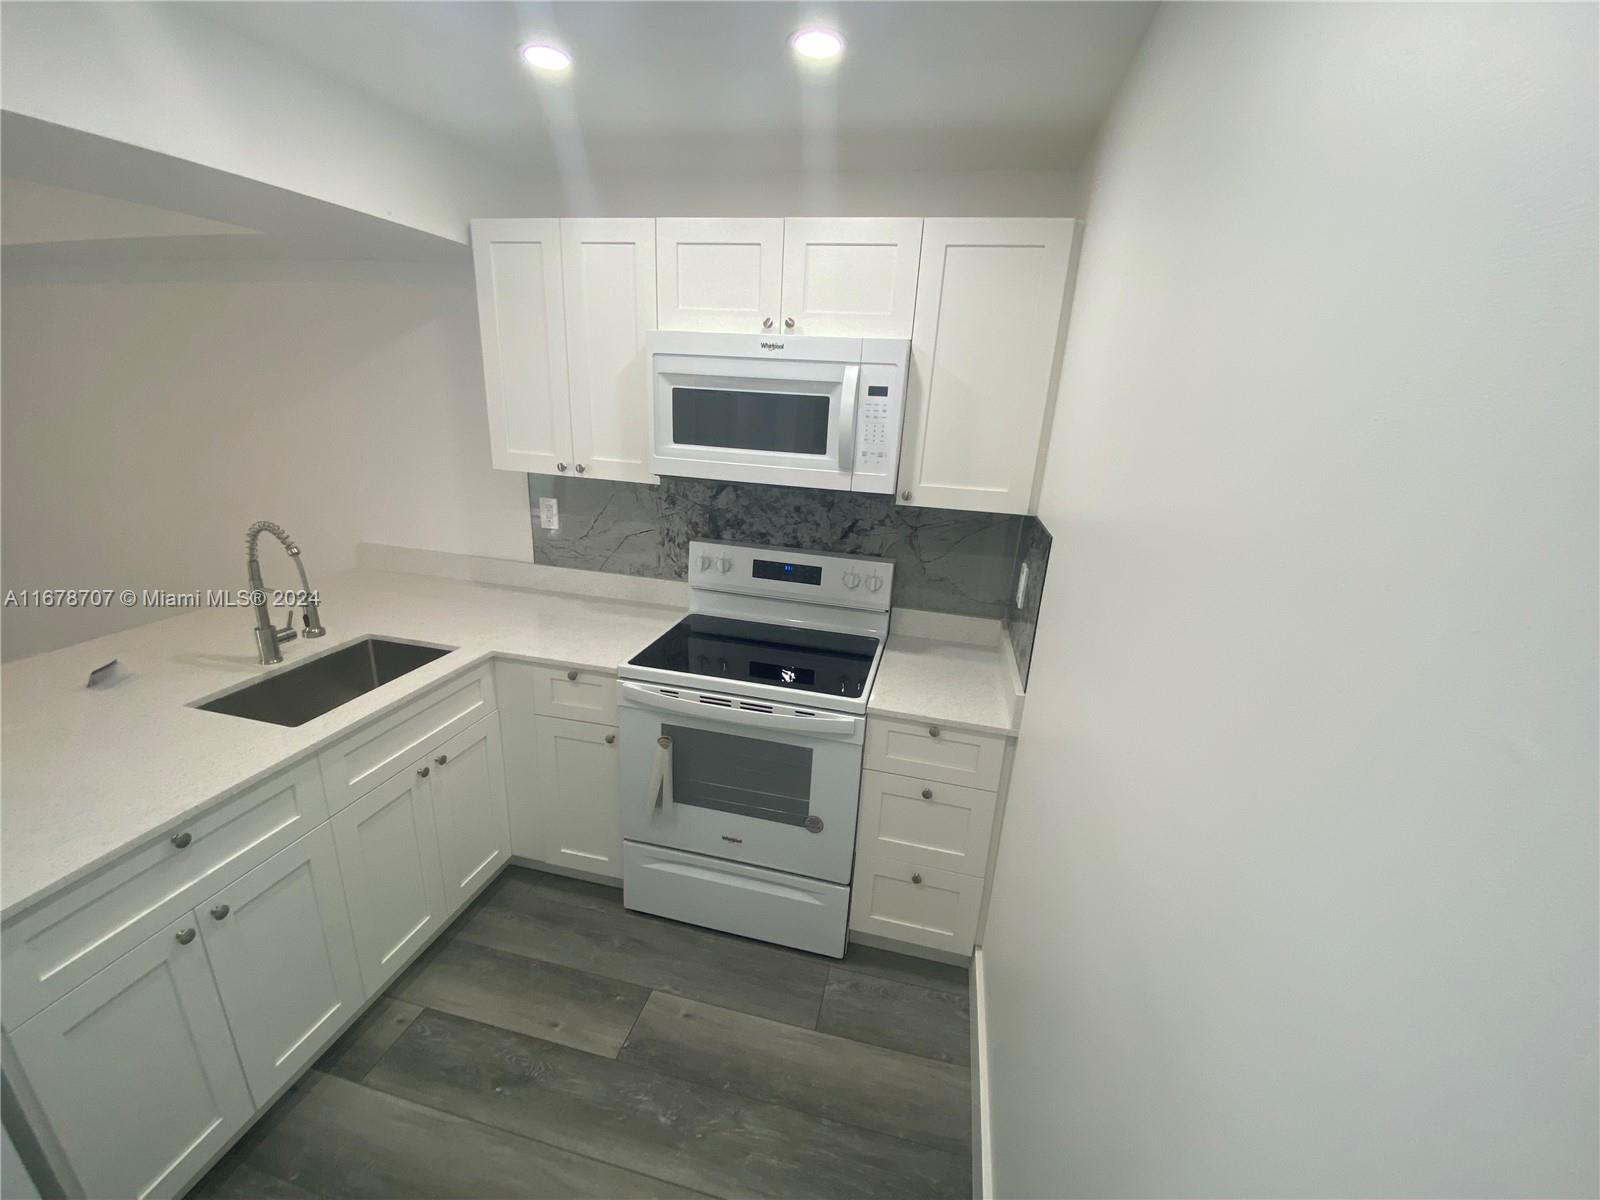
[528,663,618,725]
[2,758,329,1029]
[864,717,1007,790]
[318,664,496,814]
[857,770,997,875]
[849,854,983,955]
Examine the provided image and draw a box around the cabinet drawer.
[857,770,997,875]
[527,663,618,725]
[1,758,328,1029]
[318,664,496,813]
[849,854,983,956]
[864,717,1007,790]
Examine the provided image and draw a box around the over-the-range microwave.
[645,331,908,493]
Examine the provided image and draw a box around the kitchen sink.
[194,637,452,727]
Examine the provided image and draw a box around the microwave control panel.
[851,361,905,494]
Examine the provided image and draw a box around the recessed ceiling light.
[790,27,844,61]
[519,43,572,72]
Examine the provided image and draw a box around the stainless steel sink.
[194,637,452,727]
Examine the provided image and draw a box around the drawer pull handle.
[210,904,230,921]
[418,766,430,779]
[435,753,448,766]
[928,726,941,739]
[605,733,616,745]
[170,831,192,849]
[566,669,579,681]
[912,873,924,885]
[175,928,196,945]
[921,788,933,800]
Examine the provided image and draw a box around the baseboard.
[972,945,995,1200]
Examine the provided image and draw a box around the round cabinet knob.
[900,490,912,502]
[921,787,934,800]
[762,317,774,329]
[557,462,568,472]
[842,571,860,589]
[912,873,924,885]
[718,557,733,573]
[175,927,197,945]
[566,669,579,681]
[170,831,192,849]
[210,904,230,921]
[604,733,616,745]
[865,575,884,593]
[418,765,430,779]
[434,753,448,766]
[575,464,587,474]
[928,725,941,739]
[784,317,796,329]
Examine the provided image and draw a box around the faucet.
[245,521,326,665]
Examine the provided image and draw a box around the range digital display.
[752,559,822,586]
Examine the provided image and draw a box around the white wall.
[0,259,531,660]
[983,4,1598,1198]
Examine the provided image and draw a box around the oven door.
[649,353,860,489]
[618,681,864,884]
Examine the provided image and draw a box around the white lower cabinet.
[429,713,512,913]
[199,824,364,1103]
[533,715,623,879]
[8,912,254,1200]
[331,763,449,994]
[849,857,985,954]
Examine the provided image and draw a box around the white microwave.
[646,331,908,493]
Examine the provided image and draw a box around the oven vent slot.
[700,696,733,707]
[738,702,774,713]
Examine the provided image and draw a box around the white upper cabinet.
[471,218,571,474]
[780,218,923,338]
[899,218,1078,514]
[563,218,658,483]
[656,217,784,333]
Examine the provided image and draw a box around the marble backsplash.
[527,476,1050,685]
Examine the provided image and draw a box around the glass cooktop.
[628,615,879,699]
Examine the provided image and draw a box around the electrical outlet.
[1015,562,1030,608]
[539,496,559,531]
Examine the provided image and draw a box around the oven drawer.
[857,770,997,875]
[528,664,618,725]
[864,716,1007,791]
[848,853,983,956]
[623,841,849,958]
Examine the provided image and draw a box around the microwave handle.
[649,734,675,817]
[837,365,860,471]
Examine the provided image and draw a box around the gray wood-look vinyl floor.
[189,867,972,1200]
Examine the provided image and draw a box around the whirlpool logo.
[759,341,785,351]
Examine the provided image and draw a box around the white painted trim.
[973,945,995,1200]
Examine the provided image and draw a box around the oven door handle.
[649,734,675,817]
[619,681,863,738]
[837,365,860,472]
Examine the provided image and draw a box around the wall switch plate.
[539,497,559,531]
[1015,562,1030,608]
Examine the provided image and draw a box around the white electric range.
[617,540,893,957]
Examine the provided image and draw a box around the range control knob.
[865,574,884,594]
[842,570,861,590]
[717,557,733,574]
[697,553,713,572]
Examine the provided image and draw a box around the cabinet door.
[534,715,622,879]
[656,217,783,333]
[331,766,448,994]
[471,218,572,474]
[8,913,253,1200]
[200,825,365,1103]
[429,713,512,913]
[563,218,657,483]
[780,217,923,337]
[901,218,1078,514]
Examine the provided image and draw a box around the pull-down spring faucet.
[245,521,325,665]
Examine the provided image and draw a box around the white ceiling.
[199,1,1157,175]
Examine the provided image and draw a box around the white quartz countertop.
[1,567,1019,919]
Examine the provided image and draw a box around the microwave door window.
[671,388,830,456]
[662,723,813,826]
